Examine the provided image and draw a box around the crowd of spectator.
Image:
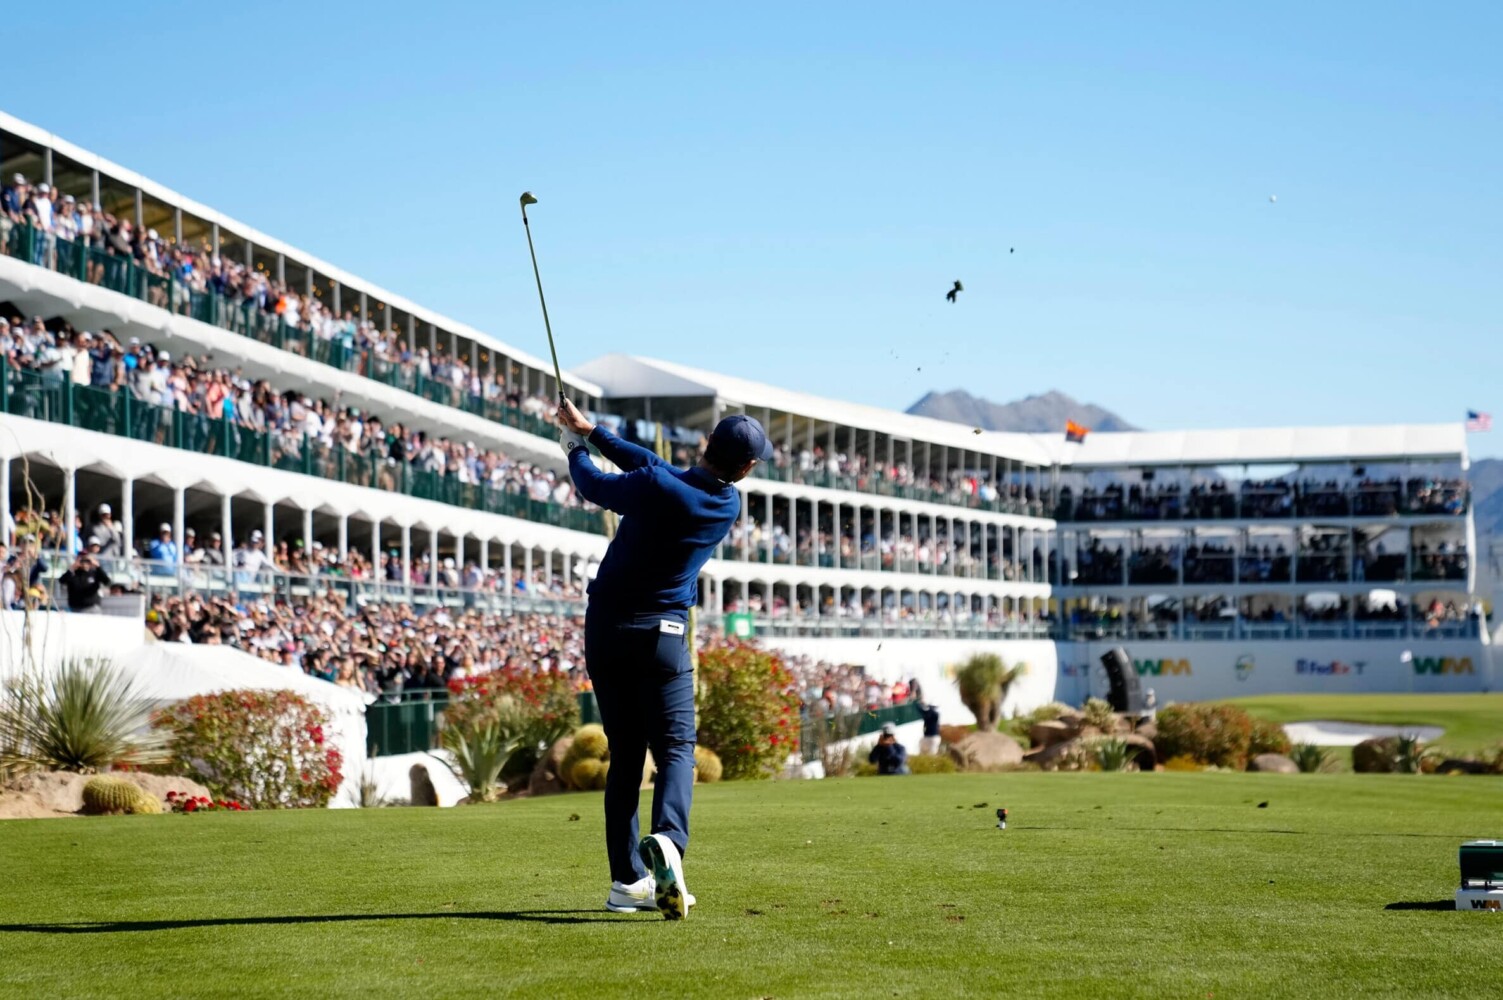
[725,517,1043,581]
[1056,476,1469,522]
[760,444,1047,512]
[0,316,591,520]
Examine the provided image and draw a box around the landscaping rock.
[527,735,574,796]
[949,731,1024,771]
[1352,737,1400,774]
[1135,722,1158,742]
[0,770,211,818]
[1026,737,1083,770]
[1248,753,1298,774]
[409,763,439,806]
[1029,720,1072,748]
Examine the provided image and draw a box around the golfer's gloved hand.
[560,428,589,458]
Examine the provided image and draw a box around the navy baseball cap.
[708,414,775,466]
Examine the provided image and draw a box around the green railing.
[800,700,923,763]
[366,692,601,756]
[1,223,559,442]
[0,357,607,536]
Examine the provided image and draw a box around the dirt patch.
[0,770,212,820]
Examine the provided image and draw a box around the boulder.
[1135,722,1158,742]
[0,770,212,817]
[1029,720,1072,748]
[1248,753,1298,774]
[527,735,574,796]
[1027,737,1082,770]
[1352,737,1400,774]
[949,731,1024,771]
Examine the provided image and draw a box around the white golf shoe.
[605,875,697,914]
[639,833,692,920]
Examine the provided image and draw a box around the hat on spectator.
[880,722,897,736]
[98,503,112,515]
[159,523,172,533]
[62,194,74,204]
[37,183,50,193]
[158,351,171,362]
[250,530,264,542]
[10,173,24,184]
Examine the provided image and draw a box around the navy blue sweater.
[568,425,740,614]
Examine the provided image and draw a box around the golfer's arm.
[587,425,665,472]
[569,451,651,514]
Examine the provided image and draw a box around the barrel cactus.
[694,746,723,783]
[81,775,161,815]
[561,724,611,790]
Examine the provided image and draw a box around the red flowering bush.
[1154,702,1255,770]
[152,689,343,809]
[166,791,248,813]
[444,666,580,791]
[696,641,801,780]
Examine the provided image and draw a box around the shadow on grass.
[1383,901,1455,911]
[0,910,637,934]
[1021,827,1474,839]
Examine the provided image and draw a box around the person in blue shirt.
[868,723,910,775]
[558,396,771,921]
[147,523,180,564]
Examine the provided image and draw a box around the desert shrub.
[80,775,160,815]
[954,654,1025,731]
[1006,701,1072,742]
[570,725,609,760]
[696,642,800,780]
[808,710,864,778]
[0,658,168,776]
[1088,737,1137,772]
[445,666,580,785]
[1162,754,1204,772]
[1153,703,1255,769]
[937,724,973,747]
[1351,737,1400,774]
[1082,697,1117,733]
[153,689,342,809]
[1289,743,1333,774]
[854,761,879,777]
[442,708,528,803]
[908,753,958,775]
[694,746,723,783]
[1248,718,1293,757]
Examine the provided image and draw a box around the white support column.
[763,493,772,564]
[64,467,78,556]
[454,532,466,571]
[0,458,9,547]
[220,494,233,565]
[121,477,135,557]
[370,519,382,584]
[429,526,439,568]
[401,524,412,583]
[337,515,349,560]
[503,542,514,592]
[302,507,314,560]
[831,498,841,568]
[172,487,186,565]
[263,503,275,553]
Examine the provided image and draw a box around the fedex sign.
[1296,659,1366,676]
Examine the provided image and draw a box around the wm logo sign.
[1412,657,1474,675]
[1134,659,1191,676]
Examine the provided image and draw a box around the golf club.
[519,191,566,401]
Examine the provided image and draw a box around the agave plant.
[1289,742,1332,774]
[434,695,529,802]
[0,657,168,776]
[1089,736,1137,773]
[1394,734,1434,775]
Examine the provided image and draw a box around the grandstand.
[1,109,1496,715]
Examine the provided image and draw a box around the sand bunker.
[1282,721,1444,746]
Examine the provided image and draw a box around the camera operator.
[57,551,112,614]
[868,722,910,775]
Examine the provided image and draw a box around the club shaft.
[521,209,565,399]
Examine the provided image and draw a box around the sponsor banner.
[1054,639,1491,702]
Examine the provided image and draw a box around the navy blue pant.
[584,605,696,885]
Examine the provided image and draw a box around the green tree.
[954,654,1025,731]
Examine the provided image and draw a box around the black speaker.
[1100,647,1144,713]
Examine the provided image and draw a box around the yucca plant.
[1290,742,1332,774]
[1090,736,1137,772]
[345,758,388,808]
[954,654,1025,731]
[0,657,168,776]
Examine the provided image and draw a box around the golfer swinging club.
[557,396,771,919]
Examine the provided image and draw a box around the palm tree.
[954,654,1026,731]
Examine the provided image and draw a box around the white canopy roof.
[0,110,601,398]
[573,354,1468,470]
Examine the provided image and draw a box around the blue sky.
[6,1,1501,455]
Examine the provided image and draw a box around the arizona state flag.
[1065,420,1090,443]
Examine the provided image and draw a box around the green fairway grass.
[1,774,1500,999]
[1222,694,1503,753]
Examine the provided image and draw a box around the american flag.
[1465,410,1492,432]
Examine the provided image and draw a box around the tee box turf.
[1456,840,1503,911]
